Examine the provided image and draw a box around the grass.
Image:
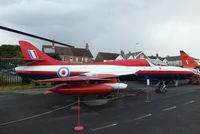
[0,82,54,91]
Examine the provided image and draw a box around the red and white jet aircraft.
[180,50,200,70]
[7,41,194,94]
[180,50,200,83]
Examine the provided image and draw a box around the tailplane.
[180,50,199,68]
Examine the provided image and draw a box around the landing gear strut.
[155,81,167,93]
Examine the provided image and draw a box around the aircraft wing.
[38,74,129,95]
[38,74,118,82]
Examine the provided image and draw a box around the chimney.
[86,43,89,50]
[120,50,124,57]
[156,53,159,58]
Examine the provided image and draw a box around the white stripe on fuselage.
[15,65,192,76]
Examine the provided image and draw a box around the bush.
[42,83,46,86]
[22,77,32,85]
[0,74,6,86]
[35,82,40,86]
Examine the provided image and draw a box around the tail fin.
[180,50,199,68]
[19,41,64,65]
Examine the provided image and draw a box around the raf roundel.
[57,67,70,78]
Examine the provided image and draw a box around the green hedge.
[0,74,6,86]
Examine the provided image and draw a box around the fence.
[0,59,25,85]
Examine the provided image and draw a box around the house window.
[140,54,144,58]
[85,57,88,62]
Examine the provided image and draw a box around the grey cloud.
[0,0,200,58]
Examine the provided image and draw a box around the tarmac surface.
[1,81,200,134]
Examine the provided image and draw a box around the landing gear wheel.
[155,81,168,93]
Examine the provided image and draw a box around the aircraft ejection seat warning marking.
[185,60,189,64]
[57,67,70,78]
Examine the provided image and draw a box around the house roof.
[42,45,93,58]
[165,56,199,61]
[165,56,181,61]
[149,55,183,61]
[98,52,119,60]
[71,47,93,58]
[148,56,165,60]
[148,56,158,59]
[149,55,199,62]
[124,51,142,59]
[130,51,142,56]
[55,47,73,55]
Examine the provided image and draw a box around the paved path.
[0,83,200,134]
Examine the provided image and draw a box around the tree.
[0,45,23,58]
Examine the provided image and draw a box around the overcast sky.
[0,0,200,58]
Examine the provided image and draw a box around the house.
[148,55,162,65]
[95,52,120,62]
[148,53,168,66]
[42,43,93,63]
[95,50,150,62]
[165,56,182,67]
[124,51,148,60]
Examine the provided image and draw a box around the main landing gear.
[155,80,168,93]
